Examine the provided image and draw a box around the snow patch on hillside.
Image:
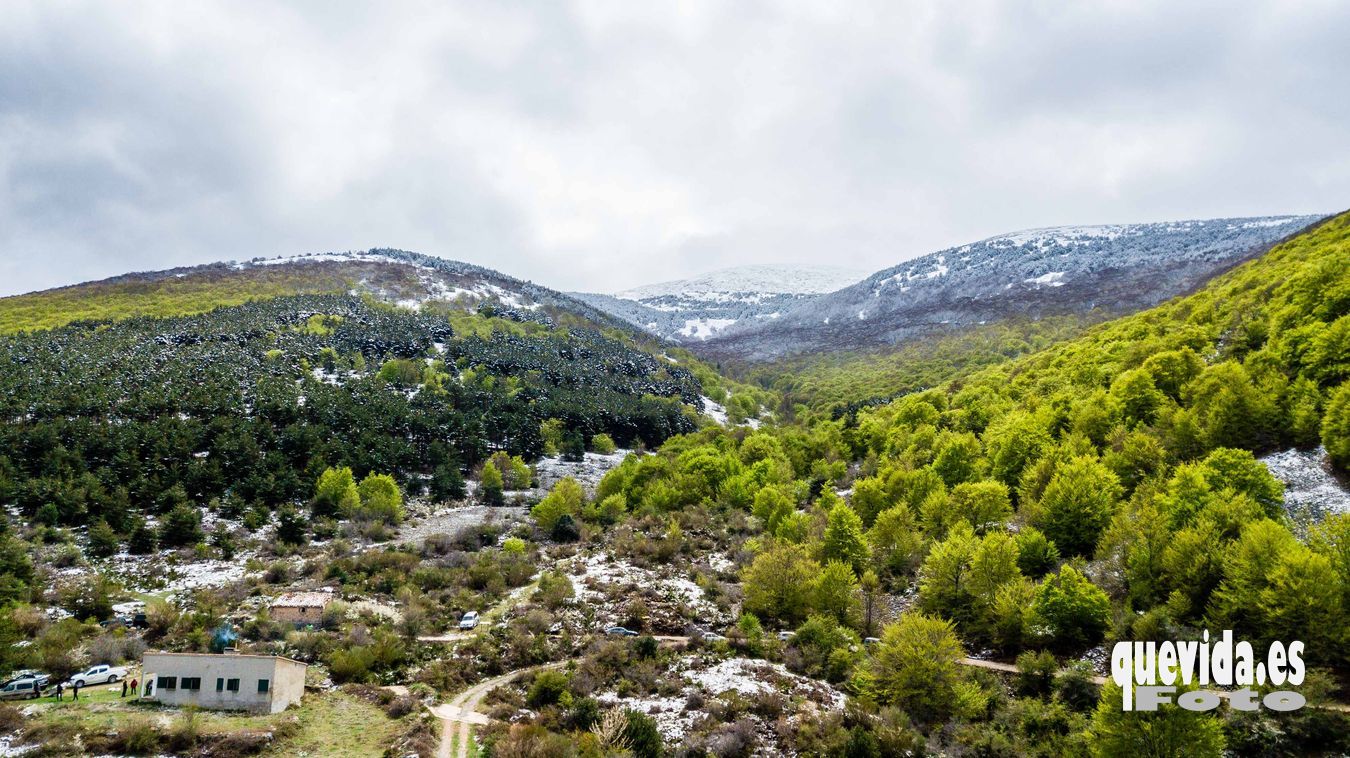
[701,396,729,425]
[1024,271,1066,286]
[565,554,727,630]
[590,656,847,742]
[679,318,738,339]
[1260,446,1350,532]
[533,450,632,496]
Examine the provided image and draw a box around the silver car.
[0,678,43,700]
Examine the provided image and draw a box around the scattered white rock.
[1260,446,1350,532]
[533,450,633,496]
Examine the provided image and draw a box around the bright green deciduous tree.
[868,504,924,578]
[1090,681,1225,758]
[1324,380,1350,470]
[355,473,404,524]
[751,486,795,534]
[823,501,870,574]
[742,541,821,625]
[532,477,585,534]
[480,461,505,506]
[813,560,862,628]
[948,481,1013,535]
[314,466,360,518]
[1036,457,1122,557]
[1030,564,1110,649]
[871,612,974,724]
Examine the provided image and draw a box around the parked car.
[68,664,128,687]
[1,672,48,689]
[604,626,639,637]
[458,611,479,630]
[863,637,881,647]
[778,631,795,642]
[0,678,43,700]
[702,632,726,642]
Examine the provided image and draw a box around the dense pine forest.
[0,293,698,540]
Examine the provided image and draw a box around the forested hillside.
[743,315,1093,415]
[0,294,699,538]
[486,212,1350,754]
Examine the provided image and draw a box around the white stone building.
[141,652,307,713]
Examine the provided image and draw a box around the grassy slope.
[739,314,1096,412]
[0,266,357,334]
[264,690,404,757]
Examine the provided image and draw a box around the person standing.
[54,682,63,701]
[71,680,80,700]
[121,679,128,697]
[130,677,138,697]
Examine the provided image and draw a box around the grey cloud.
[0,0,1346,297]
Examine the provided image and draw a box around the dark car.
[604,626,639,637]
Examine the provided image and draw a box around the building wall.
[141,653,305,714]
[271,658,308,713]
[271,604,326,626]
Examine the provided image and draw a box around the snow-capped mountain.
[615,265,866,300]
[61,248,642,334]
[698,215,1326,361]
[572,265,865,342]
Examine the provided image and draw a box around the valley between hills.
[0,212,1348,756]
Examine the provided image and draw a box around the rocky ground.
[563,553,734,634]
[1260,445,1350,534]
[396,503,531,546]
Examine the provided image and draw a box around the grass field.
[16,687,404,756]
[264,690,404,757]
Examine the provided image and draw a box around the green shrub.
[526,670,570,708]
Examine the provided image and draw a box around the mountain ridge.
[0,248,644,338]
[614,264,865,300]
[569,264,865,343]
[698,214,1326,361]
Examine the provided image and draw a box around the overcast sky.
[2,1,1347,297]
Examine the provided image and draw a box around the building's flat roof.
[270,591,335,608]
[143,651,307,667]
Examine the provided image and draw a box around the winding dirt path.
[431,661,569,758]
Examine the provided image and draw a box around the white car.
[458,611,479,630]
[68,664,129,687]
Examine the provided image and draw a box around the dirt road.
[431,661,570,758]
